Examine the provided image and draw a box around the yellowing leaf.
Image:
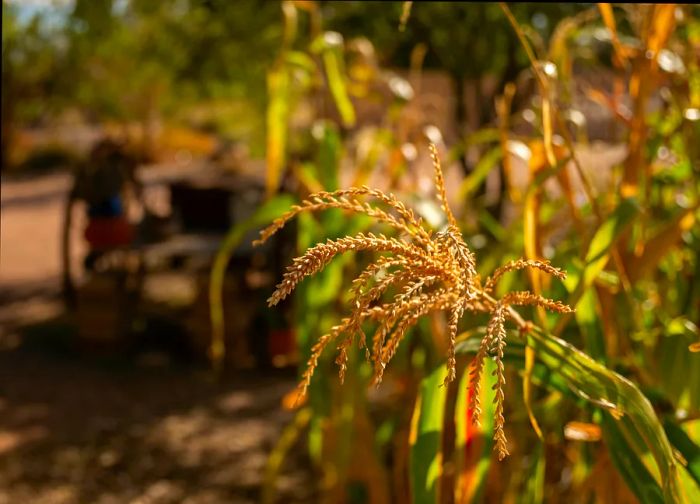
[266,66,290,198]
[565,421,602,442]
[625,207,697,282]
[312,32,357,127]
[598,4,628,67]
[647,5,677,64]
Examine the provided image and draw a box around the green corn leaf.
[266,64,291,197]
[601,412,665,504]
[262,408,312,504]
[284,50,316,73]
[564,197,640,294]
[520,444,546,504]
[209,194,295,372]
[311,31,356,127]
[664,420,700,487]
[315,121,341,191]
[454,358,495,504]
[410,365,448,504]
[526,327,696,503]
[575,287,606,361]
[458,146,503,200]
[456,326,697,502]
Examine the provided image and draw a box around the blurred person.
[62,137,144,305]
[75,138,142,268]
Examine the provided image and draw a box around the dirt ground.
[0,169,313,504]
[0,353,313,504]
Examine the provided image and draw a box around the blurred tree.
[1,3,65,168]
[2,1,588,168]
[321,2,589,168]
[2,0,283,165]
[62,0,282,151]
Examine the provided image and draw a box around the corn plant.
[255,143,573,461]
[215,2,700,502]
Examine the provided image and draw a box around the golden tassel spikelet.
[254,143,573,460]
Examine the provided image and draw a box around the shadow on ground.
[0,322,315,504]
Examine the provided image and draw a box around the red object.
[268,328,295,357]
[85,217,134,250]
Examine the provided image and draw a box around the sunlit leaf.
[664,420,700,486]
[399,1,412,32]
[526,327,690,502]
[601,413,665,503]
[266,64,290,197]
[575,288,607,360]
[284,50,316,73]
[598,4,629,67]
[410,366,448,504]
[647,5,677,65]
[625,206,697,282]
[458,146,502,200]
[564,198,639,296]
[456,328,698,501]
[454,358,495,504]
[312,31,356,127]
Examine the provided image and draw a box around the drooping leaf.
[457,326,698,502]
[526,327,692,502]
[664,420,700,487]
[209,194,296,371]
[601,413,665,504]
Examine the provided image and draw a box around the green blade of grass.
[521,444,546,504]
[262,408,312,504]
[556,197,640,335]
